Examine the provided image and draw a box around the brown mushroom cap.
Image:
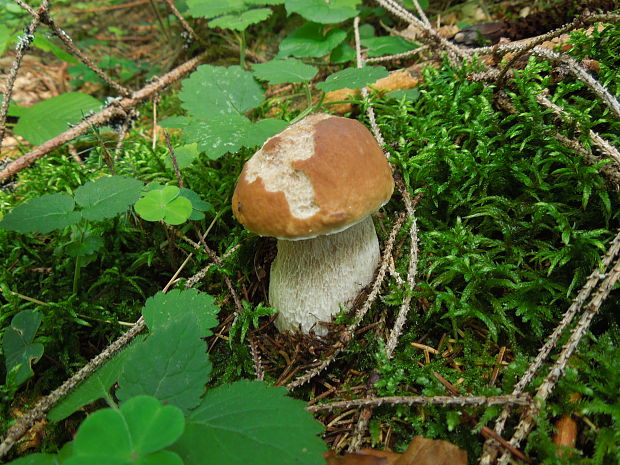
[232,113,394,239]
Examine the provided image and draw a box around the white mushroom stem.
[269,216,380,335]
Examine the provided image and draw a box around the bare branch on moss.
[372,0,469,64]
[531,47,620,119]
[366,45,428,63]
[481,229,620,465]
[161,0,207,47]
[0,52,211,182]
[496,253,620,465]
[307,394,531,413]
[0,0,49,149]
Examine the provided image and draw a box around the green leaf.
[252,58,318,84]
[3,311,44,387]
[31,34,78,64]
[134,186,193,225]
[386,88,420,102]
[0,25,14,55]
[116,314,212,412]
[181,114,252,159]
[13,92,101,145]
[142,289,219,338]
[64,396,184,465]
[49,347,133,422]
[0,193,81,234]
[186,0,246,18]
[209,8,272,30]
[403,0,428,10]
[4,454,57,465]
[330,42,355,63]
[361,36,417,58]
[64,235,104,257]
[285,0,359,23]
[171,380,326,465]
[75,176,143,221]
[163,143,199,170]
[179,188,213,221]
[316,66,388,92]
[278,22,346,58]
[240,118,289,147]
[179,65,264,119]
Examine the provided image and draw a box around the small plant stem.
[304,82,313,108]
[238,31,247,69]
[0,288,48,306]
[73,255,81,295]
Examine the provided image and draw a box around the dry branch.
[0,52,210,182]
[0,0,49,148]
[496,253,620,465]
[306,394,530,412]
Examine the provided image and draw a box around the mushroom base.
[269,216,380,335]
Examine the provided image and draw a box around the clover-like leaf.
[179,188,213,221]
[316,66,388,92]
[74,176,143,221]
[179,65,264,119]
[285,0,359,24]
[4,453,57,465]
[64,396,184,465]
[142,289,219,338]
[0,193,80,234]
[49,346,134,422]
[278,22,347,58]
[3,310,44,387]
[116,314,212,412]
[134,186,193,225]
[171,380,326,465]
[252,58,318,84]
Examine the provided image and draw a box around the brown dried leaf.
[395,436,467,465]
[553,415,577,456]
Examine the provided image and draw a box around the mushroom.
[232,113,394,335]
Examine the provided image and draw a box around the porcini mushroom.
[232,113,393,335]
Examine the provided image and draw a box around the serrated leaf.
[142,289,219,338]
[164,143,199,170]
[240,118,289,147]
[64,396,184,465]
[253,58,318,84]
[13,92,101,146]
[179,65,264,119]
[116,314,212,412]
[285,0,359,23]
[181,113,253,159]
[186,0,246,18]
[134,186,193,225]
[278,22,346,58]
[3,311,44,387]
[0,193,80,234]
[75,176,143,221]
[209,8,272,30]
[361,36,418,58]
[49,347,133,422]
[316,66,388,92]
[171,380,325,465]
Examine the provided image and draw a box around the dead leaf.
[395,436,467,465]
[324,436,466,465]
